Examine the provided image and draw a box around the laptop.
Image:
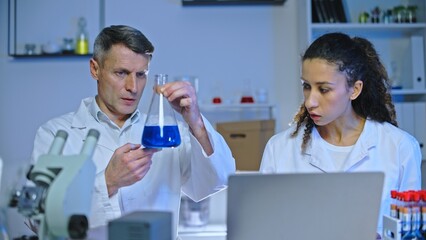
[226,172,384,240]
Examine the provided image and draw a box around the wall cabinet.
[298,0,426,157]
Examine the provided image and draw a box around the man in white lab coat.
[29,25,236,238]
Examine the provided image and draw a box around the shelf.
[9,53,92,58]
[7,0,104,58]
[200,103,274,111]
[200,103,275,122]
[182,0,285,5]
[311,23,426,35]
[391,89,426,95]
[310,23,426,40]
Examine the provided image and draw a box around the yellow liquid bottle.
[76,39,89,55]
[75,17,89,55]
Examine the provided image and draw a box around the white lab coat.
[30,97,235,238]
[260,119,422,234]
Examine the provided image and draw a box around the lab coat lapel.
[80,113,146,152]
[129,113,146,144]
[306,121,377,172]
[341,120,376,171]
[305,128,336,172]
[70,98,118,152]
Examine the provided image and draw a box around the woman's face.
[301,58,357,126]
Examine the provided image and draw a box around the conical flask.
[142,74,181,148]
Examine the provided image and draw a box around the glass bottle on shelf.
[62,38,74,54]
[393,6,405,23]
[142,74,181,148]
[75,17,89,55]
[406,6,418,23]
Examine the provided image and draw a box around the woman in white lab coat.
[259,32,422,237]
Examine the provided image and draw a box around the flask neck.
[154,74,168,94]
[155,74,168,86]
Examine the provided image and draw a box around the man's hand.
[160,81,213,155]
[105,143,159,197]
[159,81,201,128]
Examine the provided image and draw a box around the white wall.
[0,0,301,237]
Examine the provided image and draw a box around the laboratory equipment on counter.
[108,211,172,240]
[383,190,426,240]
[180,195,210,227]
[9,129,100,240]
[142,74,181,148]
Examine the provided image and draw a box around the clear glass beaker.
[180,195,210,227]
[142,74,181,148]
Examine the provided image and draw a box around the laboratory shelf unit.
[310,23,426,38]
[298,0,426,158]
[7,0,104,58]
[8,53,93,58]
[299,0,426,92]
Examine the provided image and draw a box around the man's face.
[90,44,150,126]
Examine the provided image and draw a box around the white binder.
[395,102,426,158]
[0,157,2,189]
[411,36,425,90]
[414,102,426,157]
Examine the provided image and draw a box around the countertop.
[178,224,227,240]
[87,224,227,240]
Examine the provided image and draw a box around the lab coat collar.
[71,97,97,129]
[70,97,144,152]
[71,97,141,128]
[305,119,377,172]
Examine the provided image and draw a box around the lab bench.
[178,224,227,240]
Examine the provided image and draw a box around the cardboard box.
[216,120,275,171]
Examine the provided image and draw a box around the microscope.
[10,129,100,240]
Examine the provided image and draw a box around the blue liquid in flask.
[142,125,181,148]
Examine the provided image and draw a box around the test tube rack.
[383,215,402,240]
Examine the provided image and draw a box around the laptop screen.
[226,172,384,240]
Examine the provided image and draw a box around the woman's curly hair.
[292,32,397,152]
